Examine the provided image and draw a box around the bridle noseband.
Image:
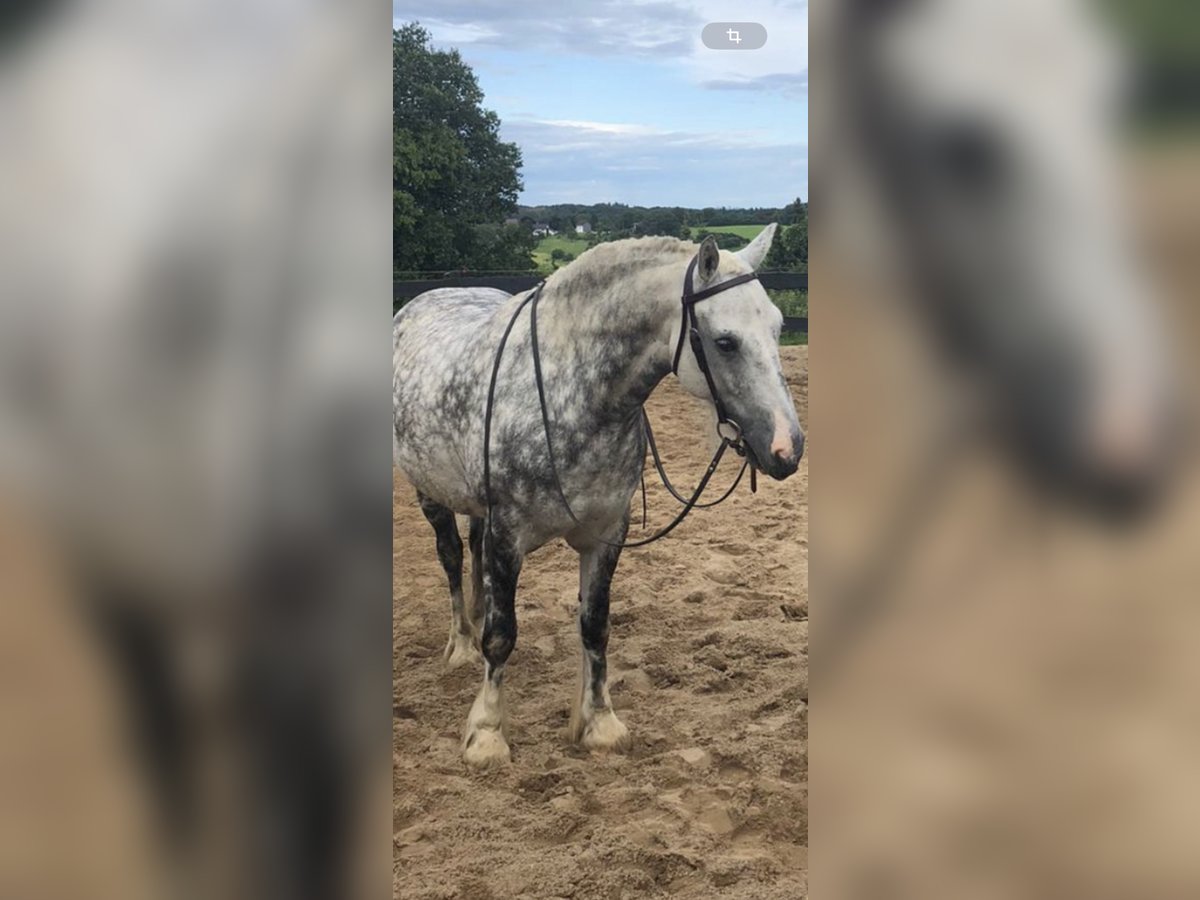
[482,251,760,549]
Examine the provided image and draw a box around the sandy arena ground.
[393,346,808,900]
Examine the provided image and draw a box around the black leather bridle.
[482,252,760,549]
[671,254,760,443]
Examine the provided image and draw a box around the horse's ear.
[736,223,778,271]
[698,235,721,283]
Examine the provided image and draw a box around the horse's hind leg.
[467,516,486,639]
[569,518,631,753]
[417,492,478,669]
[462,519,522,768]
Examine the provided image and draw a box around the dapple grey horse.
[831,0,1177,511]
[393,228,804,767]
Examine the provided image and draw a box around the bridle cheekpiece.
[670,254,760,456]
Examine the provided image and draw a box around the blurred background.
[0,2,391,899]
[813,0,1200,897]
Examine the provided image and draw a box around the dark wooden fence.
[394,272,807,333]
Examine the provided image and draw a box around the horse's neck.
[539,262,681,422]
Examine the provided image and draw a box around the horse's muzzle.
[753,429,804,480]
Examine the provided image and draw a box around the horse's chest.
[533,436,641,516]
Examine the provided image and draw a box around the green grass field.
[532,234,591,272]
[688,224,767,240]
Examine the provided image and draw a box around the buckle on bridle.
[717,417,758,494]
[717,418,744,447]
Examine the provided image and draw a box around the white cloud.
[512,117,800,151]
[394,18,499,44]
[538,119,664,136]
[503,117,807,205]
[393,0,702,59]
[682,0,808,95]
[395,0,808,97]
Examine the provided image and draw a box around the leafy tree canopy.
[394,23,533,274]
[765,198,808,273]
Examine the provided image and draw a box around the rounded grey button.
[702,22,767,51]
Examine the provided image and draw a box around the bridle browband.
[482,251,760,549]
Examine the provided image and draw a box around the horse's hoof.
[462,727,511,769]
[443,632,480,669]
[579,711,631,754]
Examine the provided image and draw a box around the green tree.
[1102,0,1200,128]
[779,197,807,226]
[467,224,539,271]
[394,24,533,274]
[639,211,684,238]
[765,199,808,272]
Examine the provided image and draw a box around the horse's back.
[393,286,511,388]
[394,286,509,325]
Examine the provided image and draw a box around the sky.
[393,0,808,208]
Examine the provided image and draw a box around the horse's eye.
[714,336,739,353]
[931,120,1005,191]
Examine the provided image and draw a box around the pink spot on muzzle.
[770,407,800,461]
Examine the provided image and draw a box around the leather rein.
[482,253,759,549]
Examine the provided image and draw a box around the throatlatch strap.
[688,304,730,426]
[671,257,699,374]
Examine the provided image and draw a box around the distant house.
[574,222,593,234]
[532,222,554,237]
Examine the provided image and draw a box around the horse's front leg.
[466,516,486,640]
[570,515,631,753]
[462,520,522,768]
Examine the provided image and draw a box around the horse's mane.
[546,236,696,306]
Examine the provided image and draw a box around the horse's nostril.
[773,433,804,463]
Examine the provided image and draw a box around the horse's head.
[673,226,805,481]
[840,0,1179,515]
